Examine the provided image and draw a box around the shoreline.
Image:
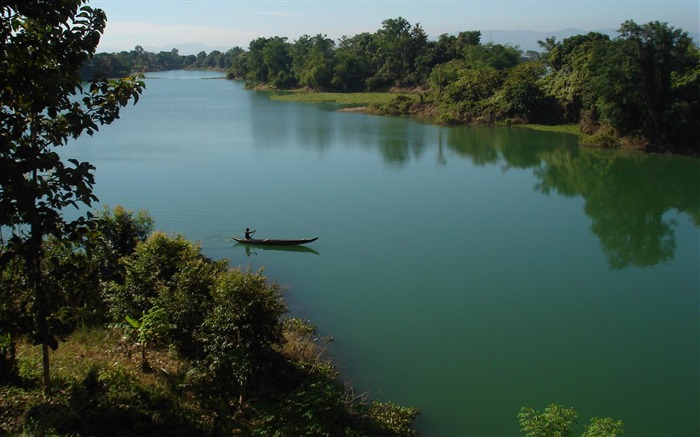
[262,89,699,156]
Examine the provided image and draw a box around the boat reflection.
[235,243,320,256]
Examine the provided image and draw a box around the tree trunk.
[42,343,50,396]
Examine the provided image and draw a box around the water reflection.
[535,149,699,268]
[442,126,699,269]
[249,90,698,269]
[236,243,320,256]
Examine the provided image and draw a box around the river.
[65,70,699,436]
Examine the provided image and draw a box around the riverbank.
[0,322,419,435]
[268,89,411,107]
[268,90,594,137]
[265,89,700,154]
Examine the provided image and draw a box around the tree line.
[80,44,244,77]
[226,17,699,154]
[84,17,699,154]
[83,17,700,154]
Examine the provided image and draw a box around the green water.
[66,70,699,436]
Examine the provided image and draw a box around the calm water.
[66,70,699,436]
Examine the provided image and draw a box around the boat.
[232,236,318,246]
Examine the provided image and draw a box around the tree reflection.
[536,149,698,269]
[442,127,699,269]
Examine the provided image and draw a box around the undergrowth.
[1,322,419,436]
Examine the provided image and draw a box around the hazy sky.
[92,0,700,52]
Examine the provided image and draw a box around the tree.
[498,61,555,123]
[0,0,144,394]
[369,17,413,89]
[292,34,336,90]
[537,32,610,123]
[332,32,376,91]
[103,232,228,359]
[436,65,504,122]
[463,43,521,70]
[198,268,286,402]
[519,404,578,437]
[91,205,154,283]
[245,36,294,87]
[590,21,700,152]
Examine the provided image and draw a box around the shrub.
[196,269,286,397]
[104,232,209,322]
[92,205,154,282]
[519,404,623,437]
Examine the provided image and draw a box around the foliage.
[87,17,699,152]
[81,45,242,78]
[519,404,578,437]
[2,279,420,435]
[496,61,558,123]
[0,333,17,383]
[103,231,227,359]
[373,95,419,116]
[332,32,377,91]
[0,0,144,393]
[197,268,286,396]
[94,205,154,262]
[589,21,700,152]
[582,417,625,437]
[270,91,408,107]
[367,401,421,436]
[292,34,336,90]
[519,404,623,437]
[122,306,170,371]
[437,65,504,123]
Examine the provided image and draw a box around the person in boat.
[245,228,256,240]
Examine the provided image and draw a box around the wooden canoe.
[233,236,318,246]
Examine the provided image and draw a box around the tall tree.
[332,32,375,91]
[292,34,336,89]
[591,20,700,152]
[370,17,413,89]
[263,37,294,88]
[0,0,144,394]
[539,32,611,122]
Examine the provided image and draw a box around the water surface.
[66,70,699,436]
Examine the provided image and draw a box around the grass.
[268,90,416,107]
[2,323,419,436]
[519,124,587,137]
[14,328,179,387]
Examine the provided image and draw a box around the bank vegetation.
[1,206,420,436]
[83,18,700,155]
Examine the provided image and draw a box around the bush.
[518,404,623,437]
[196,269,286,397]
[374,95,416,115]
[92,205,154,283]
[104,232,213,322]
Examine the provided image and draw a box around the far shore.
[267,89,589,139]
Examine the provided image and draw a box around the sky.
[92,0,700,54]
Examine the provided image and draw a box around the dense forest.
[82,17,700,155]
